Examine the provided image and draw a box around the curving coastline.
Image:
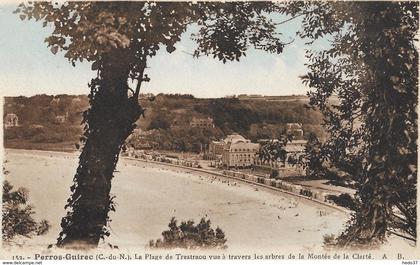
[4,148,348,251]
[120,155,351,214]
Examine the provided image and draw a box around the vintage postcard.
[0,1,418,263]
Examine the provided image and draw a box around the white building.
[221,134,259,168]
[209,140,224,155]
[5,113,19,128]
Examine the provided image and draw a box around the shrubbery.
[149,217,227,249]
[2,180,50,241]
[5,124,83,145]
[326,193,358,211]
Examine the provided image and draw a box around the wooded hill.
[4,94,326,152]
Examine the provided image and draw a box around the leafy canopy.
[283,1,418,244]
[16,2,286,76]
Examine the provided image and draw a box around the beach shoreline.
[2,148,416,258]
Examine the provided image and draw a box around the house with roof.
[208,140,224,155]
[221,133,259,168]
[286,123,304,139]
[5,113,19,128]
[190,117,215,128]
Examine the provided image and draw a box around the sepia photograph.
[0,0,418,262]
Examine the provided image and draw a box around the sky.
[0,3,322,98]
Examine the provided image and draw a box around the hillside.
[3,94,326,152]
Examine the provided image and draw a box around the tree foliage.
[193,98,323,137]
[297,132,328,179]
[2,180,50,241]
[284,2,418,245]
[149,217,227,249]
[257,134,291,165]
[147,117,170,130]
[16,2,286,69]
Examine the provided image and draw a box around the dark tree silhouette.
[283,2,417,245]
[149,217,227,249]
[16,2,287,248]
[3,180,50,241]
[296,133,327,180]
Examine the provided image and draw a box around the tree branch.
[134,56,147,99]
[273,12,306,26]
[283,38,296,45]
[388,230,416,243]
[128,87,135,96]
[181,50,195,56]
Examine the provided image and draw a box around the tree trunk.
[57,49,144,248]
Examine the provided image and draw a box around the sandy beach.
[2,149,416,257]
